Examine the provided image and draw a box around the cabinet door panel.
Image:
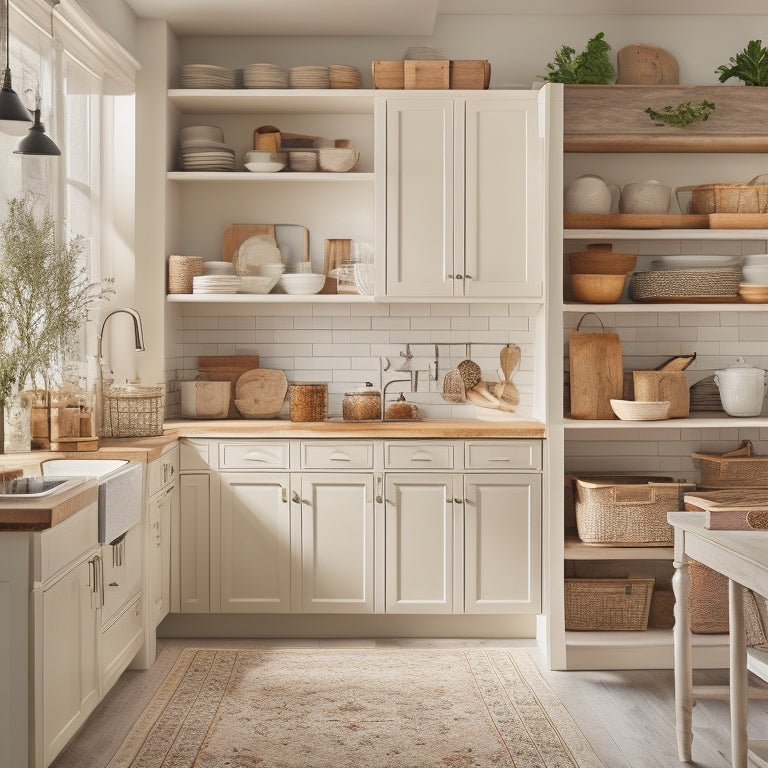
[464,96,543,298]
[220,473,290,612]
[178,474,210,613]
[385,474,454,613]
[300,474,374,612]
[386,98,455,297]
[463,473,541,613]
[41,557,99,765]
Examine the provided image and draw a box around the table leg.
[672,556,693,762]
[730,579,748,768]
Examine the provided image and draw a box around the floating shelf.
[564,414,768,429]
[564,228,768,240]
[563,301,767,312]
[167,171,375,182]
[167,293,375,303]
[563,85,768,153]
[564,537,673,560]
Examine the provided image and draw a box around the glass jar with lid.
[342,382,381,421]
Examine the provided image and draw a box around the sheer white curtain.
[1,0,138,385]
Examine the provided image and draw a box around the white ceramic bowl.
[243,150,286,173]
[317,147,360,173]
[278,273,326,295]
[202,260,235,275]
[741,265,768,284]
[743,253,768,266]
[179,125,224,144]
[238,275,279,294]
[257,263,286,277]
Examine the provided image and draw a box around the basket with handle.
[102,384,164,437]
[692,440,768,488]
[574,475,695,545]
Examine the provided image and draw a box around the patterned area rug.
[108,648,605,768]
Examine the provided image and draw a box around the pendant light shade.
[0,0,32,133]
[14,105,60,156]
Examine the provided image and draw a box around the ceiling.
[122,0,768,36]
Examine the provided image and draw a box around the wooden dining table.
[669,511,768,767]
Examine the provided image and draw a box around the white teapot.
[620,180,671,214]
[714,357,768,417]
[564,175,620,215]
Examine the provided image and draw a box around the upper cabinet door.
[385,97,456,297]
[463,95,543,299]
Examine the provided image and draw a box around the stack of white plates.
[243,63,288,88]
[329,65,362,89]
[649,254,741,270]
[192,275,241,294]
[288,65,330,89]
[180,64,236,88]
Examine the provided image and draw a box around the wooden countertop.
[163,417,546,439]
[0,478,98,531]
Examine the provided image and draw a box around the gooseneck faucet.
[97,307,145,366]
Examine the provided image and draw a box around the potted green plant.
[0,194,112,452]
[542,32,616,84]
[716,40,768,86]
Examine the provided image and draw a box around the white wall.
[77,0,138,57]
[177,13,766,88]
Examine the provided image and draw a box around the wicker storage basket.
[648,586,675,629]
[629,267,741,302]
[689,559,729,633]
[289,383,328,422]
[564,577,655,631]
[102,384,164,437]
[574,476,695,545]
[692,440,768,488]
[168,254,203,294]
[690,182,768,214]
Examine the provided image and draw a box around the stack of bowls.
[739,253,768,302]
[179,125,235,172]
[243,150,286,173]
[568,244,637,304]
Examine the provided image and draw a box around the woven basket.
[288,383,328,422]
[690,182,768,214]
[102,385,164,437]
[564,577,655,631]
[689,559,729,633]
[648,586,675,629]
[692,440,768,488]
[629,267,741,302]
[574,476,695,545]
[168,254,203,294]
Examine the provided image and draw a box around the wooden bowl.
[568,250,637,275]
[569,273,626,303]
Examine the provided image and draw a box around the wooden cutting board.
[198,355,260,419]
[569,318,623,419]
[222,224,310,272]
[235,369,288,415]
[222,224,277,264]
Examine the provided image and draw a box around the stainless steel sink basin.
[42,459,142,542]
[0,476,81,498]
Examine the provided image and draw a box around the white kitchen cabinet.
[298,473,374,613]
[39,554,101,767]
[148,482,175,627]
[384,473,457,613]
[219,472,291,612]
[384,92,544,299]
[176,473,211,613]
[463,473,541,614]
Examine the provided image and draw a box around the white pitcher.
[564,175,620,215]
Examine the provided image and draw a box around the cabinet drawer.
[300,442,374,469]
[147,444,179,495]
[180,438,211,470]
[218,441,289,470]
[384,442,454,469]
[101,595,144,692]
[465,441,542,471]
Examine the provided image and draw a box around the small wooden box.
[450,60,491,89]
[404,60,449,90]
[372,60,404,89]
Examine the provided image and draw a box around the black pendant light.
[14,98,60,155]
[0,0,32,134]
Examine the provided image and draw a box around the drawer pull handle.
[329,451,352,462]
[454,497,464,504]
[408,451,434,462]
[281,487,288,504]
[488,457,512,462]
[242,451,280,464]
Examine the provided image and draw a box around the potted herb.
[716,40,768,86]
[542,32,615,85]
[0,194,111,451]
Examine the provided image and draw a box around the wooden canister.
[289,383,328,422]
[632,370,689,418]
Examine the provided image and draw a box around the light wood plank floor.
[51,638,768,768]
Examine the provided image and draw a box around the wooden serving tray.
[709,213,768,229]
[564,213,709,229]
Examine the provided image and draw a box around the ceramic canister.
[714,357,768,417]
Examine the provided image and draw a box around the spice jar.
[342,383,381,421]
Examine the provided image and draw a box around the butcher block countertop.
[163,417,546,439]
[0,479,98,531]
